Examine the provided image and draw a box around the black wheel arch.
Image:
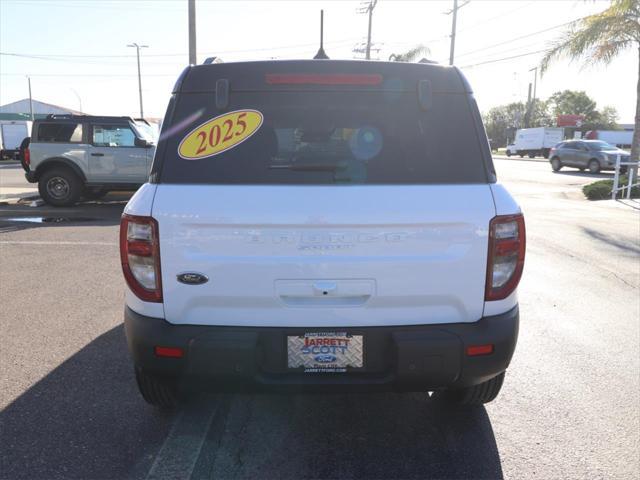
[34,158,86,183]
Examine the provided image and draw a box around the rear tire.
[588,159,601,174]
[38,167,83,207]
[434,372,505,406]
[506,151,511,157]
[528,152,535,158]
[135,367,178,409]
[551,157,562,171]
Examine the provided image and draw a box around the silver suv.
[22,114,155,206]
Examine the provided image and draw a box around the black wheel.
[543,149,550,159]
[83,187,109,200]
[551,157,562,172]
[434,372,505,406]
[38,167,83,207]
[579,168,585,172]
[135,367,178,409]
[506,151,511,157]
[588,159,601,174]
[519,154,524,158]
[528,152,535,158]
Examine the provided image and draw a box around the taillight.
[120,214,162,302]
[23,147,30,167]
[485,214,526,301]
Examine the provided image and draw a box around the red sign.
[557,114,584,127]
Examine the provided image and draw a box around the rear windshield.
[157,91,489,184]
[35,122,83,143]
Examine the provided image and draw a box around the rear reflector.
[265,73,383,86]
[154,346,184,358]
[466,344,494,356]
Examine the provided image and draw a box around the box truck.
[514,127,564,158]
[0,121,31,160]
[585,130,633,149]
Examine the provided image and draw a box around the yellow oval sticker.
[178,109,263,160]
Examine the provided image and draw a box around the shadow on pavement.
[1,323,503,480]
[554,170,613,179]
[0,325,174,480]
[582,227,640,255]
[197,392,503,480]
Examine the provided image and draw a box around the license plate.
[287,332,363,373]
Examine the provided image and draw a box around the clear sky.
[0,0,635,123]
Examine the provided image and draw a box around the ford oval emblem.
[177,272,209,285]
[314,354,337,363]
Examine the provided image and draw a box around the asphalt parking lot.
[0,158,638,479]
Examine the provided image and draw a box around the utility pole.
[27,76,33,121]
[446,0,470,66]
[188,0,197,65]
[127,43,148,118]
[357,0,377,60]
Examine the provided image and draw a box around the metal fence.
[612,155,639,200]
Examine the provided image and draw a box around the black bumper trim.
[124,306,519,393]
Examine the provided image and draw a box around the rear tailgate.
[154,184,495,327]
[151,61,497,327]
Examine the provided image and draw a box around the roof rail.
[43,114,135,121]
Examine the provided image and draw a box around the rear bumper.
[124,305,519,393]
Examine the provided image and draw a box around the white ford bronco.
[121,60,525,408]
[22,115,155,206]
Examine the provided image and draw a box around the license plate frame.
[287,332,364,373]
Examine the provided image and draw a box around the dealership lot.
[0,158,638,479]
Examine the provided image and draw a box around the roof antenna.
[313,10,329,59]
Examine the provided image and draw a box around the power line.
[459,49,548,68]
[453,17,583,61]
[0,39,361,60]
[456,1,535,34]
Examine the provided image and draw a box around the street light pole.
[27,76,34,121]
[127,43,148,118]
[70,88,82,113]
[188,0,197,65]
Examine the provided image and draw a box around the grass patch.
[582,176,640,200]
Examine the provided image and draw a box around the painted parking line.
[146,398,220,480]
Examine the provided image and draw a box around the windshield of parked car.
[132,121,157,143]
[158,91,489,185]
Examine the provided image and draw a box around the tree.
[483,100,552,147]
[547,90,598,121]
[546,90,618,130]
[388,44,430,62]
[540,0,640,167]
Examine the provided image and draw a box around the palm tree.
[540,0,640,167]
[388,44,431,62]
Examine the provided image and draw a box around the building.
[0,99,83,121]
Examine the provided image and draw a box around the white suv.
[121,60,525,408]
